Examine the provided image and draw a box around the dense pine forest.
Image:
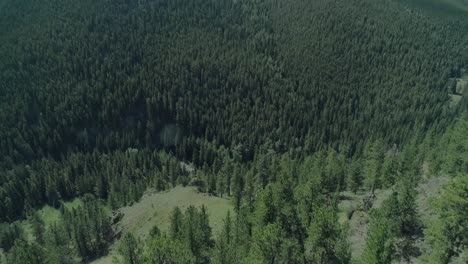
[0,0,467,263]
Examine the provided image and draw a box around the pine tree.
[363,140,384,191]
[170,207,184,240]
[257,154,271,189]
[0,223,23,252]
[198,205,212,250]
[347,158,363,193]
[117,233,141,264]
[30,212,45,244]
[381,146,400,188]
[306,204,350,264]
[230,167,243,212]
[394,178,421,262]
[140,236,195,264]
[424,174,468,263]
[6,240,45,264]
[251,222,283,264]
[362,214,394,264]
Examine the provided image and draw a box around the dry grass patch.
[118,186,233,239]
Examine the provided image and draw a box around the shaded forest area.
[1,0,467,166]
[0,0,467,263]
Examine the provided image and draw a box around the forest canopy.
[0,0,467,263]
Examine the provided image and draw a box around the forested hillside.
[0,0,467,263]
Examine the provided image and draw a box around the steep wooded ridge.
[0,0,467,263]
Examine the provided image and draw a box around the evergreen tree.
[198,205,213,251]
[140,236,195,264]
[170,207,184,240]
[6,240,45,264]
[306,204,350,264]
[30,212,45,244]
[230,167,243,212]
[363,140,384,191]
[362,214,394,264]
[381,146,400,188]
[424,174,468,263]
[347,158,363,193]
[0,223,23,252]
[117,233,141,264]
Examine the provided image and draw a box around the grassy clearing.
[118,186,233,238]
[339,176,451,262]
[456,75,468,94]
[91,186,233,264]
[338,189,392,261]
[20,198,83,241]
[40,198,83,224]
[449,72,467,107]
[412,176,451,263]
[450,94,462,107]
[90,256,114,264]
[416,176,450,224]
